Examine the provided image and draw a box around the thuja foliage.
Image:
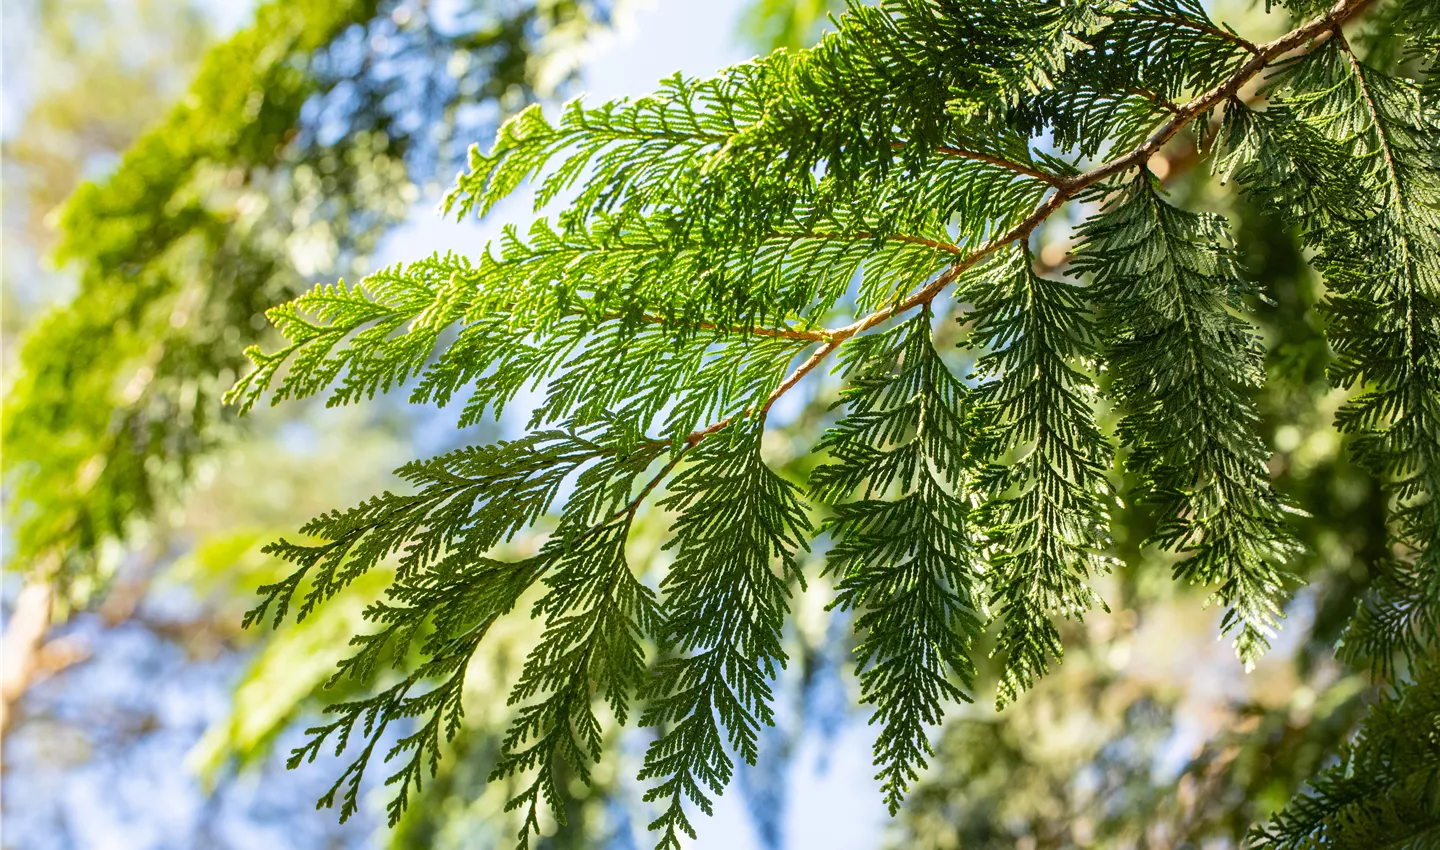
[1252,658,1440,847]
[231,0,1439,844]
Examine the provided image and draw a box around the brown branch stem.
[891,140,1067,186]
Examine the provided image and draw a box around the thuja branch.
[1056,0,1371,189]
[677,0,1376,451]
[224,0,1437,839]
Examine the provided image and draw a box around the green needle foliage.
[215,0,1437,843]
[968,247,1114,710]
[495,518,657,850]
[640,426,810,847]
[1074,177,1300,668]
[1251,657,1440,848]
[1294,40,1440,673]
[812,308,985,811]
[1217,28,1440,675]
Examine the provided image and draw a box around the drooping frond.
[244,423,655,629]
[287,554,541,825]
[811,308,985,811]
[253,417,667,838]
[639,424,811,849]
[967,247,1114,709]
[492,520,661,850]
[1244,39,1440,670]
[1073,176,1299,667]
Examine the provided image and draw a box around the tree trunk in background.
[1,578,55,751]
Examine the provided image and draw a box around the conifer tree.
[144,0,1440,843]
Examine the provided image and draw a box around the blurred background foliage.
[0,0,1420,848]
